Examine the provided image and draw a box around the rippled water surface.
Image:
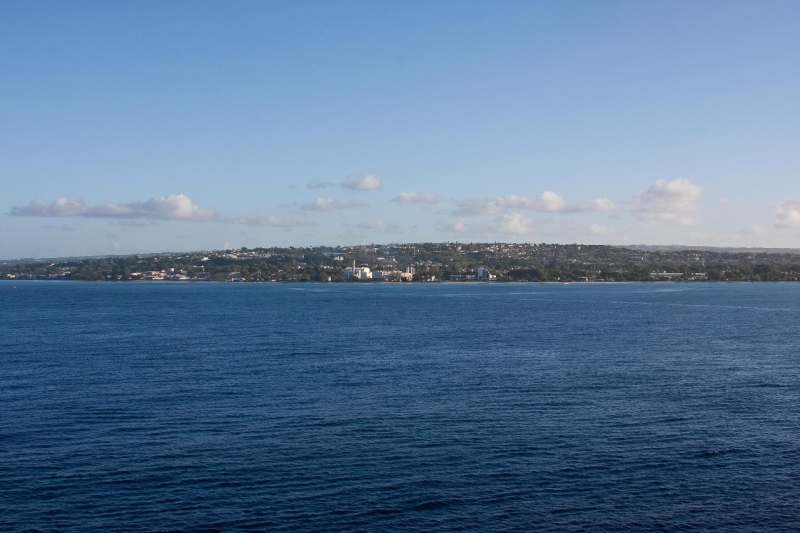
[2,282,799,531]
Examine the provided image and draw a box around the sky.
[2,0,800,259]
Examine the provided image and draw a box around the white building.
[398,266,414,281]
[343,261,372,281]
[477,267,496,280]
[650,271,685,280]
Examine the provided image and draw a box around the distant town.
[2,242,800,282]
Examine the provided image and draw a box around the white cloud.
[495,213,535,235]
[437,220,473,234]
[392,191,441,204]
[12,197,89,217]
[497,192,566,212]
[238,215,318,228]
[452,198,505,216]
[357,219,398,232]
[732,225,767,236]
[455,192,615,216]
[300,198,368,211]
[570,198,617,213]
[632,178,705,226]
[116,220,158,227]
[496,192,617,213]
[589,223,613,236]
[119,195,221,221]
[773,200,800,228]
[306,180,338,189]
[11,194,222,221]
[343,173,382,191]
[308,174,384,191]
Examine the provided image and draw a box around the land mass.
[2,243,800,282]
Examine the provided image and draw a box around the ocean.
[1,281,799,531]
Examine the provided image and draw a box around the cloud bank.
[495,213,535,235]
[357,219,398,232]
[497,192,616,213]
[11,194,222,221]
[452,198,505,216]
[437,220,473,234]
[393,191,441,204]
[300,198,368,211]
[773,200,800,228]
[306,180,339,190]
[307,173,384,191]
[453,192,616,216]
[632,178,705,226]
[589,223,613,236]
[238,216,318,228]
[343,173,382,191]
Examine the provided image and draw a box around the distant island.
[2,243,800,282]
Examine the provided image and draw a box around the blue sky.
[2,1,800,258]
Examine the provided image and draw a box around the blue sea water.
[1,282,799,532]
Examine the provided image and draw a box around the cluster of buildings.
[449,267,497,282]
[342,261,415,282]
[343,261,499,283]
[129,269,247,281]
[649,271,707,281]
[131,268,190,281]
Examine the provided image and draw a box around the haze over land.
[2,2,800,258]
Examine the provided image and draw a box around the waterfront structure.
[343,260,372,281]
[451,267,496,281]
[477,267,496,280]
[399,266,414,281]
[650,272,685,280]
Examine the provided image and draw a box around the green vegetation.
[2,243,800,282]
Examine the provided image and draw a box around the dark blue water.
[1,282,799,531]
